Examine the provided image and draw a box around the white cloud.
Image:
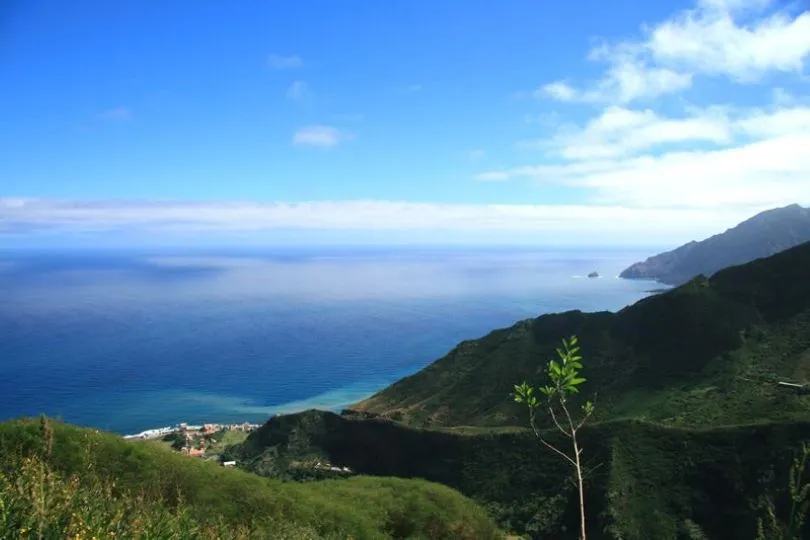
[267,54,303,69]
[96,106,132,121]
[540,82,577,101]
[479,106,810,210]
[481,101,810,211]
[648,0,810,81]
[0,198,773,245]
[596,62,693,103]
[292,125,351,148]
[735,105,810,137]
[537,0,810,104]
[531,106,733,160]
[500,0,810,221]
[286,80,309,101]
[541,63,692,104]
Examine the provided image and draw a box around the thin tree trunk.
[573,435,586,540]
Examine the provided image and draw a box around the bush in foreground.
[0,417,502,539]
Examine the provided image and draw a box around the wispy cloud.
[477,105,810,209]
[267,54,303,69]
[286,80,310,101]
[524,106,733,160]
[96,106,132,121]
[401,84,423,94]
[292,125,351,148]
[538,64,692,104]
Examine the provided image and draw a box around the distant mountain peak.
[619,204,810,286]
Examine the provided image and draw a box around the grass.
[0,417,503,539]
[207,429,250,457]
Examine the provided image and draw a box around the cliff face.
[619,204,810,285]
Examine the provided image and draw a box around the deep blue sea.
[0,246,662,435]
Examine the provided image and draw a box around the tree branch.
[560,395,578,436]
[529,408,577,468]
[577,392,598,431]
[548,404,572,438]
[576,409,593,432]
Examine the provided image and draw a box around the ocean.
[0,246,662,434]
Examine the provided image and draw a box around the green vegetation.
[207,428,251,457]
[160,430,186,451]
[348,241,810,429]
[619,203,810,285]
[153,427,250,459]
[513,336,595,540]
[224,241,810,537]
[227,409,810,538]
[7,227,810,538]
[756,442,810,540]
[0,417,502,539]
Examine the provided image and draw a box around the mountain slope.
[229,242,810,538]
[0,417,502,539]
[347,240,810,429]
[619,204,810,285]
[229,410,810,539]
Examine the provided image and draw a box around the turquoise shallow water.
[0,246,661,434]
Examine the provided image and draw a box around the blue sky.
[1,0,809,247]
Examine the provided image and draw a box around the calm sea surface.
[0,246,662,434]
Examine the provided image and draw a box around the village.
[123,421,355,474]
[123,422,261,466]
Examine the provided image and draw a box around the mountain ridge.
[346,239,810,429]
[619,204,810,285]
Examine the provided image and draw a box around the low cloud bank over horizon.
[1,197,803,248]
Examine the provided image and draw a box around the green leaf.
[570,377,587,386]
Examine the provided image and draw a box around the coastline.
[122,421,261,440]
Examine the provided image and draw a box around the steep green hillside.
[227,410,810,539]
[0,417,502,539]
[620,203,810,285]
[222,242,810,538]
[348,241,810,429]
